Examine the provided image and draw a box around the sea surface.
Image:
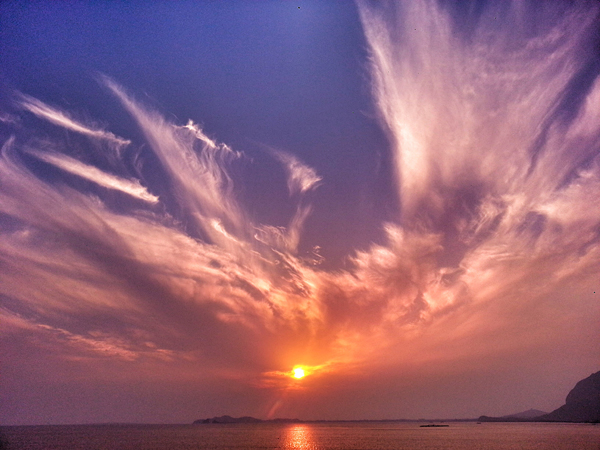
[1,421,599,450]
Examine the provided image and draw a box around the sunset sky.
[1,0,599,425]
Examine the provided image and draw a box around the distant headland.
[479,370,600,423]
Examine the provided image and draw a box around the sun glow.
[292,367,305,379]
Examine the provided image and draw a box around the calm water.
[1,422,599,450]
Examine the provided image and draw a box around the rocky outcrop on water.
[538,371,600,423]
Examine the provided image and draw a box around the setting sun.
[292,367,305,379]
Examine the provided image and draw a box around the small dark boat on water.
[420,424,449,427]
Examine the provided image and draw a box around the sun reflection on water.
[282,425,316,450]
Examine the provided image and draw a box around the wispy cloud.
[102,76,248,248]
[18,93,131,148]
[270,148,322,196]
[26,149,158,204]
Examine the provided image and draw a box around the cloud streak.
[18,93,131,148]
[25,149,158,204]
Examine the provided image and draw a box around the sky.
[0,0,599,425]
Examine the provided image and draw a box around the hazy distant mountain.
[538,371,600,423]
[503,409,546,419]
[193,415,301,424]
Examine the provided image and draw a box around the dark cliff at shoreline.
[480,370,600,423]
[537,371,600,423]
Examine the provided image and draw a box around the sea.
[1,421,598,450]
